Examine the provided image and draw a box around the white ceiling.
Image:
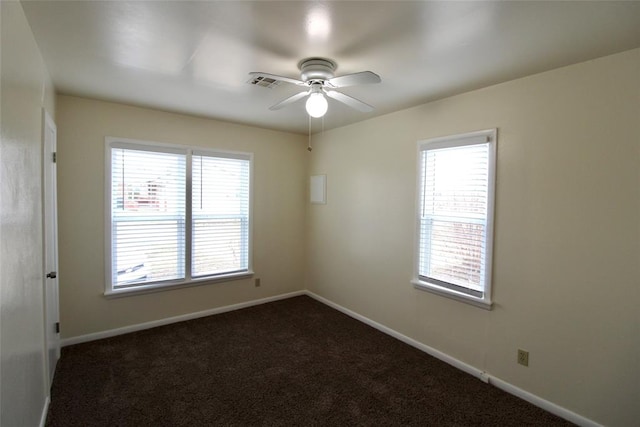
[22,1,640,135]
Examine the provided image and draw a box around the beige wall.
[0,1,57,424]
[55,96,308,338]
[47,45,639,426]
[307,49,640,426]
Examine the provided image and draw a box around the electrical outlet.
[255,278,261,287]
[517,349,529,367]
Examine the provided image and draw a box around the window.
[413,129,496,309]
[106,138,252,296]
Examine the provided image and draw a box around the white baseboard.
[304,291,601,427]
[488,376,600,427]
[60,289,599,427]
[61,290,305,347]
[39,396,50,427]
[305,291,486,380]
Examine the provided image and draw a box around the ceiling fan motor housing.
[298,58,336,82]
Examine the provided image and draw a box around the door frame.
[42,108,60,389]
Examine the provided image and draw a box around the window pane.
[192,155,250,277]
[423,145,488,218]
[418,142,490,294]
[419,218,485,291]
[111,148,186,287]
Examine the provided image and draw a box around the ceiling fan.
[249,58,381,118]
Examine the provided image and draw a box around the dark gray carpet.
[46,295,573,426]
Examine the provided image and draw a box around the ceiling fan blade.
[325,91,374,112]
[248,72,305,86]
[328,71,381,88]
[269,91,309,111]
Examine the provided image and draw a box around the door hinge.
[55,322,60,334]
[52,152,57,163]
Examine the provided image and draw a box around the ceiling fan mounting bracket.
[298,57,337,82]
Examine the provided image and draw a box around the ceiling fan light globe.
[306,93,328,118]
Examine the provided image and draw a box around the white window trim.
[104,137,254,297]
[411,129,497,310]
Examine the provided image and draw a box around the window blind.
[110,148,187,288]
[418,142,490,296]
[191,153,250,277]
[107,139,253,294]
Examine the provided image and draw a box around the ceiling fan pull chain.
[308,115,312,152]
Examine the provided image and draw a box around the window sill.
[105,270,255,299]
[411,279,493,310]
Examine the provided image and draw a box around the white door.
[43,109,60,387]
